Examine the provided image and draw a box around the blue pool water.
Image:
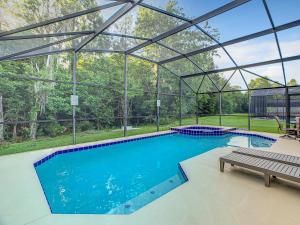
[35,133,274,214]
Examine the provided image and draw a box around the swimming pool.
[34,131,275,214]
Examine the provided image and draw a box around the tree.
[8,0,104,139]
[249,77,273,89]
[0,0,254,143]
[288,79,297,86]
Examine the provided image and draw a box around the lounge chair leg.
[220,160,225,172]
[264,174,270,187]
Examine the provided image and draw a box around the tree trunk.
[0,94,4,142]
[29,109,38,140]
[12,123,17,140]
[29,121,37,140]
[97,120,101,130]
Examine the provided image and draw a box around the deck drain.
[150,190,155,194]
[169,179,173,183]
[124,204,131,209]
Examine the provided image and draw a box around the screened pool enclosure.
[0,0,300,144]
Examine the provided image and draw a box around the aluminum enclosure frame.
[1,0,300,141]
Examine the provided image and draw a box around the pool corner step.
[107,173,185,214]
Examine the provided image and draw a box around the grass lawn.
[200,114,280,133]
[0,115,280,156]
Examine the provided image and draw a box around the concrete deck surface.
[0,130,300,225]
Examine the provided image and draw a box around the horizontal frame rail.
[181,54,300,79]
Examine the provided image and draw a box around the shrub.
[42,123,66,137]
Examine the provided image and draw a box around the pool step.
[107,173,186,214]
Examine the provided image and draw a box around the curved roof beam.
[262,0,287,86]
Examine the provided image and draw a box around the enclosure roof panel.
[7,36,87,60]
[103,4,186,39]
[0,0,300,91]
[197,0,272,43]
[157,26,216,54]
[0,1,122,35]
[132,43,180,62]
[266,0,300,26]
[82,34,146,51]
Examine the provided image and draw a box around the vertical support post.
[219,92,222,126]
[179,78,182,126]
[248,90,251,130]
[276,97,278,116]
[285,87,290,128]
[156,65,161,132]
[124,54,128,137]
[0,94,4,142]
[196,93,199,124]
[72,52,77,144]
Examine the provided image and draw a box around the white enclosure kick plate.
[157,100,161,107]
[71,95,79,106]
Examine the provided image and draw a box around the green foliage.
[38,123,66,137]
[0,0,279,149]
[0,116,282,156]
[288,79,297,86]
[249,76,274,89]
[197,94,217,115]
[221,92,248,114]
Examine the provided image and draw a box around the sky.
[1,0,299,86]
[143,0,300,86]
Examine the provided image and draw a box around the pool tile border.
[33,131,177,167]
[171,126,236,136]
[171,126,277,142]
[32,127,275,215]
[33,128,277,168]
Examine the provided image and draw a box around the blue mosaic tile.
[36,129,268,168]
[34,132,175,167]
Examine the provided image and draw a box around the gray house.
[250,87,300,118]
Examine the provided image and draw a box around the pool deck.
[1,129,300,225]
